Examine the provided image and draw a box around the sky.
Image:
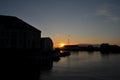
[0,0,120,47]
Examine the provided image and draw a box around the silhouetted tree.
[100,43,110,53]
[100,43,120,53]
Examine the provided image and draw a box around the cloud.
[96,3,120,23]
[97,4,111,16]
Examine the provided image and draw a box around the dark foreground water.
[40,52,120,80]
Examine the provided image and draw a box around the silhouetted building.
[0,15,41,49]
[0,15,54,71]
[41,37,53,51]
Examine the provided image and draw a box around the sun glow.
[59,43,65,48]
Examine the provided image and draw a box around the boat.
[60,51,71,57]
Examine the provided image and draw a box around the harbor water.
[40,51,120,80]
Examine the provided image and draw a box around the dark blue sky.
[0,0,120,46]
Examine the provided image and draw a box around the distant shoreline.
[58,43,120,53]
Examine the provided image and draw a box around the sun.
[59,43,65,48]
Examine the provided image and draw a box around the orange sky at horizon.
[52,36,120,48]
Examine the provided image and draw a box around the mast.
[68,35,70,45]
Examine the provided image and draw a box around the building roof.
[0,15,41,32]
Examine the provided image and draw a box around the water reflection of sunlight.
[42,52,120,80]
[77,52,102,63]
[58,52,102,67]
[59,57,69,63]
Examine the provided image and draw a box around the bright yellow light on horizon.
[59,43,65,48]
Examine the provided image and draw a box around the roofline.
[0,15,41,32]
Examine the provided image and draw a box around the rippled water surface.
[40,52,120,80]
